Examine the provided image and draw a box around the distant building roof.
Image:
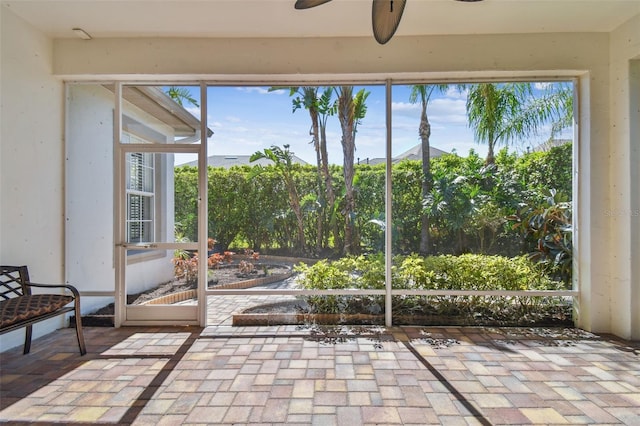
[361,144,449,165]
[181,154,309,168]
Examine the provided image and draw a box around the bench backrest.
[0,265,31,299]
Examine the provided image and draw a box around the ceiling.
[3,0,639,41]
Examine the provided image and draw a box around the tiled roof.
[360,144,449,165]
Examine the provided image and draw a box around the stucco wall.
[1,8,66,350]
[65,84,116,316]
[609,14,640,340]
[66,84,177,312]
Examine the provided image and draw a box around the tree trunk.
[419,102,432,256]
[486,142,496,165]
[320,124,339,251]
[338,87,356,255]
[342,135,356,255]
[309,108,324,253]
[286,178,306,254]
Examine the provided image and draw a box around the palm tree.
[288,87,323,251]
[547,82,574,140]
[165,86,199,107]
[315,88,340,250]
[409,84,449,255]
[250,145,306,254]
[335,86,369,255]
[463,83,570,164]
[287,86,338,252]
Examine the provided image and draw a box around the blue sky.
[176,83,570,166]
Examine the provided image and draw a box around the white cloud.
[236,87,285,96]
[185,106,201,118]
[429,98,468,125]
[534,82,552,90]
[444,86,467,99]
[392,101,420,113]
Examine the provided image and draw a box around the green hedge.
[295,253,562,291]
[175,144,572,258]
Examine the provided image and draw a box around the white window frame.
[125,143,156,244]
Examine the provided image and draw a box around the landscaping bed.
[232,297,573,327]
[76,262,292,326]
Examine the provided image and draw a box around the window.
[125,133,155,243]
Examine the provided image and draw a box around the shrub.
[294,253,568,325]
[508,189,573,286]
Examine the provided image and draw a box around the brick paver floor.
[1,323,638,425]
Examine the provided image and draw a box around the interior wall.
[0,7,67,350]
[609,13,640,339]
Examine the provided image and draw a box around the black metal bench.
[0,265,86,355]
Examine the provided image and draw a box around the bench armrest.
[25,282,81,298]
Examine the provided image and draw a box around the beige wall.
[609,14,640,339]
[1,7,67,348]
[53,33,602,78]
[2,2,640,349]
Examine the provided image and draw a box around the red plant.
[238,260,255,275]
[173,248,235,285]
[172,250,199,285]
[243,249,260,261]
[207,251,235,269]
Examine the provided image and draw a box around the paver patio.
[1,319,638,425]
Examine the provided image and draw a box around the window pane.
[127,194,153,243]
[126,151,154,191]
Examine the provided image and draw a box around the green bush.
[294,253,569,325]
[175,143,573,260]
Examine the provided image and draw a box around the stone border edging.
[140,289,198,305]
[233,313,384,326]
[209,269,293,290]
[140,266,293,304]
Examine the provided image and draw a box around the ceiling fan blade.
[372,0,407,44]
[295,0,333,9]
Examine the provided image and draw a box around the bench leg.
[23,324,32,355]
[74,300,87,355]
[75,321,87,355]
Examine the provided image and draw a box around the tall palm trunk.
[319,123,339,250]
[341,126,356,255]
[308,107,324,252]
[337,87,357,255]
[419,102,432,255]
[410,84,449,255]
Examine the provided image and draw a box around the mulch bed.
[84,263,291,318]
